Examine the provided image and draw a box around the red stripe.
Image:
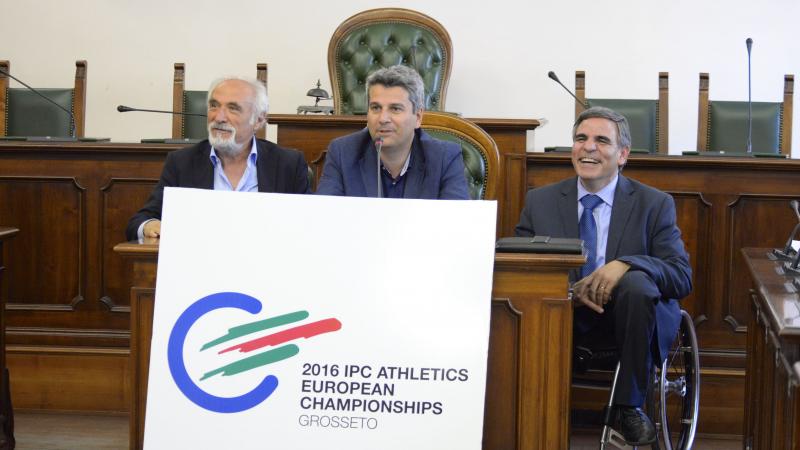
[219,318,342,354]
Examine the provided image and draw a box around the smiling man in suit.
[126,76,309,241]
[315,65,468,199]
[515,107,692,445]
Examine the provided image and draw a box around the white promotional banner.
[144,188,497,450]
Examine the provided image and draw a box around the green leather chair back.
[182,90,208,140]
[420,111,499,201]
[425,129,487,200]
[575,71,669,154]
[6,88,75,137]
[707,101,783,153]
[329,8,453,115]
[586,99,660,153]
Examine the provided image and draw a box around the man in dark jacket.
[126,76,308,241]
[516,107,692,446]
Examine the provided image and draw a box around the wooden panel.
[7,347,129,412]
[728,195,799,334]
[669,193,711,327]
[483,298,520,447]
[100,178,159,311]
[0,142,168,350]
[0,177,84,309]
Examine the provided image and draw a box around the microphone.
[374,137,383,198]
[745,38,753,153]
[782,200,800,254]
[0,66,76,138]
[116,105,206,117]
[548,71,590,110]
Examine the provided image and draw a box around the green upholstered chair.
[172,63,268,140]
[575,71,669,154]
[421,111,499,200]
[0,60,87,138]
[697,72,794,156]
[327,8,452,115]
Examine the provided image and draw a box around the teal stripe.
[200,310,308,351]
[200,344,300,380]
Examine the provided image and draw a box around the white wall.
[3,0,798,156]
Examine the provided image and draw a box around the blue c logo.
[167,292,279,413]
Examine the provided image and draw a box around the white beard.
[208,122,243,158]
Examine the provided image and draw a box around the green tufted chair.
[0,60,87,138]
[328,8,452,115]
[171,63,268,140]
[421,111,499,200]
[697,72,794,156]
[575,71,669,154]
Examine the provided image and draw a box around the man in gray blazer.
[515,107,692,445]
[315,65,468,199]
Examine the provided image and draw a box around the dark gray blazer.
[515,175,692,359]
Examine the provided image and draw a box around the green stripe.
[200,310,308,351]
[200,344,300,380]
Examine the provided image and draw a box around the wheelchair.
[573,309,700,450]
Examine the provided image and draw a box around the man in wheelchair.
[515,107,692,445]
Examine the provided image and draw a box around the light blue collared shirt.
[210,136,259,192]
[577,175,619,269]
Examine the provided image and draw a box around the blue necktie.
[579,194,604,278]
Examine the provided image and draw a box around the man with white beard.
[126,77,309,240]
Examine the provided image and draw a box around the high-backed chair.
[575,71,669,154]
[172,63,268,140]
[0,60,87,137]
[697,72,794,156]
[421,111,499,200]
[328,8,453,115]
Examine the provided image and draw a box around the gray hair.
[366,65,425,113]
[572,106,632,149]
[207,76,269,124]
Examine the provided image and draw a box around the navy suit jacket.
[125,139,309,240]
[315,128,469,199]
[515,175,692,360]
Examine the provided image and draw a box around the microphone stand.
[375,138,383,198]
[117,105,206,117]
[548,71,590,110]
[746,38,753,154]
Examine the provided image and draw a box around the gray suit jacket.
[515,175,692,359]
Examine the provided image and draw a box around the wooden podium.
[115,241,582,450]
[742,248,800,449]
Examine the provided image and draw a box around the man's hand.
[572,260,631,313]
[143,220,161,238]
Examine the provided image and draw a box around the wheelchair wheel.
[647,309,700,450]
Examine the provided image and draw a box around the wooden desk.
[270,114,539,237]
[742,248,800,449]
[0,227,18,449]
[3,140,800,435]
[115,241,582,450]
